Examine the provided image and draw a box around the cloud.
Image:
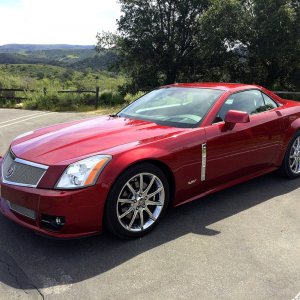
[0,0,120,45]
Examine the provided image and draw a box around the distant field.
[0,62,128,111]
[0,64,125,91]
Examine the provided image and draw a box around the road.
[0,108,299,300]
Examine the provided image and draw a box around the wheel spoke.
[139,210,144,229]
[291,159,296,168]
[297,158,300,172]
[139,174,144,193]
[128,210,138,228]
[126,182,136,196]
[148,187,163,199]
[145,208,156,221]
[119,206,134,219]
[292,146,298,154]
[146,200,162,206]
[143,175,155,195]
[118,198,134,204]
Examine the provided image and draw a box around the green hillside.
[24,49,96,63]
[0,53,46,64]
[0,44,93,52]
[0,64,127,111]
[0,44,119,71]
[0,50,117,70]
[70,52,120,71]
[0,45,135,111]
[0,64,125,90]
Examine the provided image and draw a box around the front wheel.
[104,163,169,238]
[280,132,300,178]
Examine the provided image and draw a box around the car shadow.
[0,172,299,292]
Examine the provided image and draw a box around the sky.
[0,0,121,45]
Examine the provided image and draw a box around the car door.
[203,89,283,188]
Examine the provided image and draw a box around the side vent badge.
[201,143,207,182]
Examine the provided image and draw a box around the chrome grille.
[1,150,48,188]
[7,200,36,220]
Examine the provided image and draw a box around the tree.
[243,0,300,89]
[193,0,248,82]
[96,0,300,92]
[97,0,212,92]
[192,0,300,89]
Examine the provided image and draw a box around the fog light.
[55,217,64,225]
[41,215,65,231]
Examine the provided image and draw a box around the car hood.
[11,116,185,165]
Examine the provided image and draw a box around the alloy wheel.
[289,137,300,174]
[116,172,165,232]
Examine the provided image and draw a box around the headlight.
[55,155,111,189]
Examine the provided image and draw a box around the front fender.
[97,128,206,213]
[284,117,300,146]
[99,145,178,194]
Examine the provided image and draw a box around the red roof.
[163,82,261,91]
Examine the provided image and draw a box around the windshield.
[118,87,224,128]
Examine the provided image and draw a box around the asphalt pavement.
[0,108,299,300]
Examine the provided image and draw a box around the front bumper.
[0,178,107,239]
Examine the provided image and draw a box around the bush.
[0,62,127,111]
[124,91,145,104]
[54,93,81,111]
[23,91,78,111]
[23,99,39,110]
[99,90,124,105]
[22,90,125,111]
[111,91,124,104]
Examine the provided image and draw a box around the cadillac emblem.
[5,163,16,179]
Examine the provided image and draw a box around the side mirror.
[224,110,250,124]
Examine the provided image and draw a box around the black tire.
[280,131,300,179]
[104,163,170,238]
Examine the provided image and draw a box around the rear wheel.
[104,163,169,238]
[280,132,300,178]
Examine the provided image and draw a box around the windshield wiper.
[109,114,120,118]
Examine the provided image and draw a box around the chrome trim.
[1,180,44,188]
[7,200,36,220]
[1,149,49,188]
[14,157,48,170]
[1,151,9,182]
[201,143,207,182]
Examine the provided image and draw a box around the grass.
[0,64,130,111]
[0,65,145,112]
[0,64,126,90]
[0,90,141,112]
[0,103,124,116]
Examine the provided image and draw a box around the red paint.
[224,110,250,124]
[1,83,300,238]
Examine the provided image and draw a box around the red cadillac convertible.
[0,83,300,239]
